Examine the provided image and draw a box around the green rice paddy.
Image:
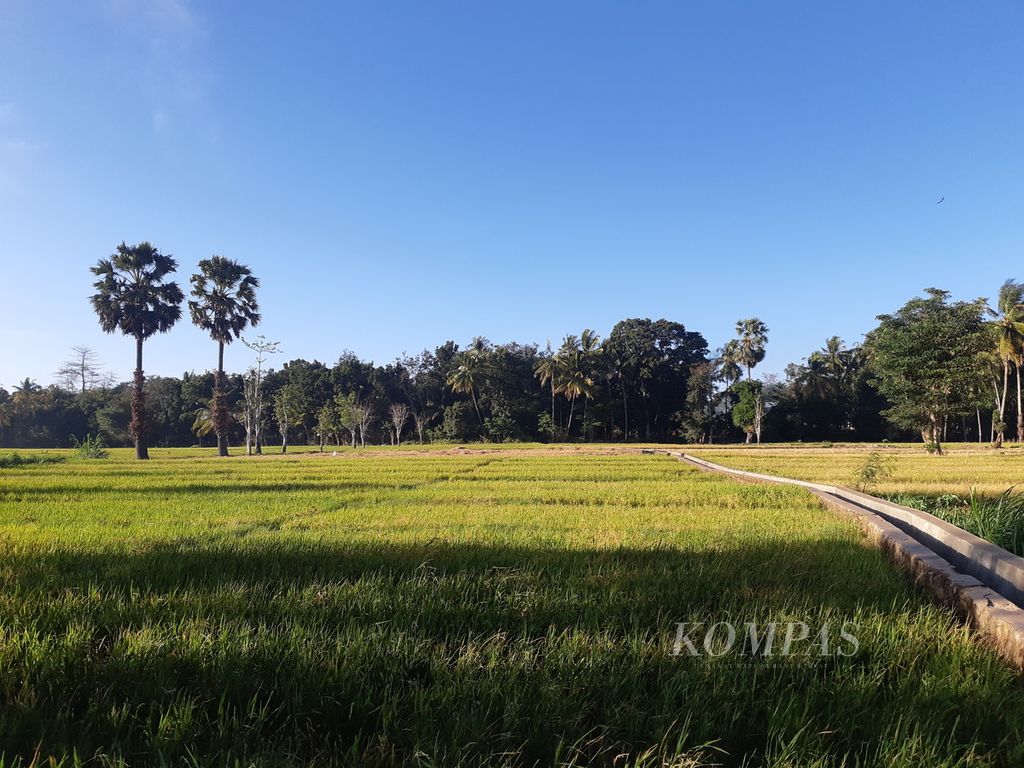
[1,447,1022,766]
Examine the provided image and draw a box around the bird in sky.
[936,196,945,204]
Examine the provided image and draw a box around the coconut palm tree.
[575,329,603,440]
[189,256,261,456]
[580,329,602,357]
[989,280,1024,445]
[719,341,742,390]
[191,407,214,446]
[560,351,597,436]
[796,355,833,400]
[11,378,41,395]
[90,242,183,460]
[735,318,769,380]
[447,354,483,426]
[819,336,850,382]
[534,349,563,436]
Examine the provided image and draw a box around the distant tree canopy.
[864,289,991,454]
[604,318,708,441]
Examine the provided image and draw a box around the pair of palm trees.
[90,242,260,459]
[534,330,601,437]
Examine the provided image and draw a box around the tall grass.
[890,488,1024,557]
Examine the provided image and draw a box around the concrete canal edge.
[647,449,1024,671]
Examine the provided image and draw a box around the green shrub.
[854,450,892,492]
[71,433,109,459]
[0,453,66,469]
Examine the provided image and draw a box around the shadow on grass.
[2,536,1021,766]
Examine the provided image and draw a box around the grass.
[1,447,1024,765]
[887,489,1024,557]
[690,443,1024,557]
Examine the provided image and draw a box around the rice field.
[692,444,1024,496]
[1,447,1024,766]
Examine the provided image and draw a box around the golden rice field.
[1,446,1024,766]
[691,443,1024,495]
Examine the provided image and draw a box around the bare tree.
[753,393,765,444]
[240,335,280,455]
[389,403,410,446]
[274,388,301,454]
[412,410,431,444]
[335,394,360,448]
[55,346,105,393]
[351,401,374,448]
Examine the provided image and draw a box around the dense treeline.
[0,322,761,449]
[2,243,1023,454]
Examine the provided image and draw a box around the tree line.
[2,242,1023,456]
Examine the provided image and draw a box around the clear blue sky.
[2,1,1022,386]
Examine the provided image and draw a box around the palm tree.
[580,329,602,357]
[467,336,490,355]
[989,280,1024,445]
[447,355,483,426]
[560,351,598,436]
[90,242,183,460]
[578,330,602,440]
[191,407,214,447]
[534,349,563,437]
[796,355,832,400]
[719,341,742,390]
[735,318,769,380]
[820,336,850,382]
[189,256,261,456]
[11,378,41,395]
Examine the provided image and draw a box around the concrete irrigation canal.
[656,450,1024,670]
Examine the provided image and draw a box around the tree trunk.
[131,335,149,460]
[215,341,229,457]
[281,424,288,454]
[622,383,629,441]
[1017,361,1023,443]
[929,416,944,455]
[998,361,1010,445]
[606,377,614,439]
[977,408,983,444]
[470,388,483,426]
[566,396,576,434]
[643,392,651,441]
[550,380,556,438]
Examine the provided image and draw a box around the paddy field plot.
[1,448,1024,766]
[692,444,1024,496]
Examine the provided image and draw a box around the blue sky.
[2,1,1022,386]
